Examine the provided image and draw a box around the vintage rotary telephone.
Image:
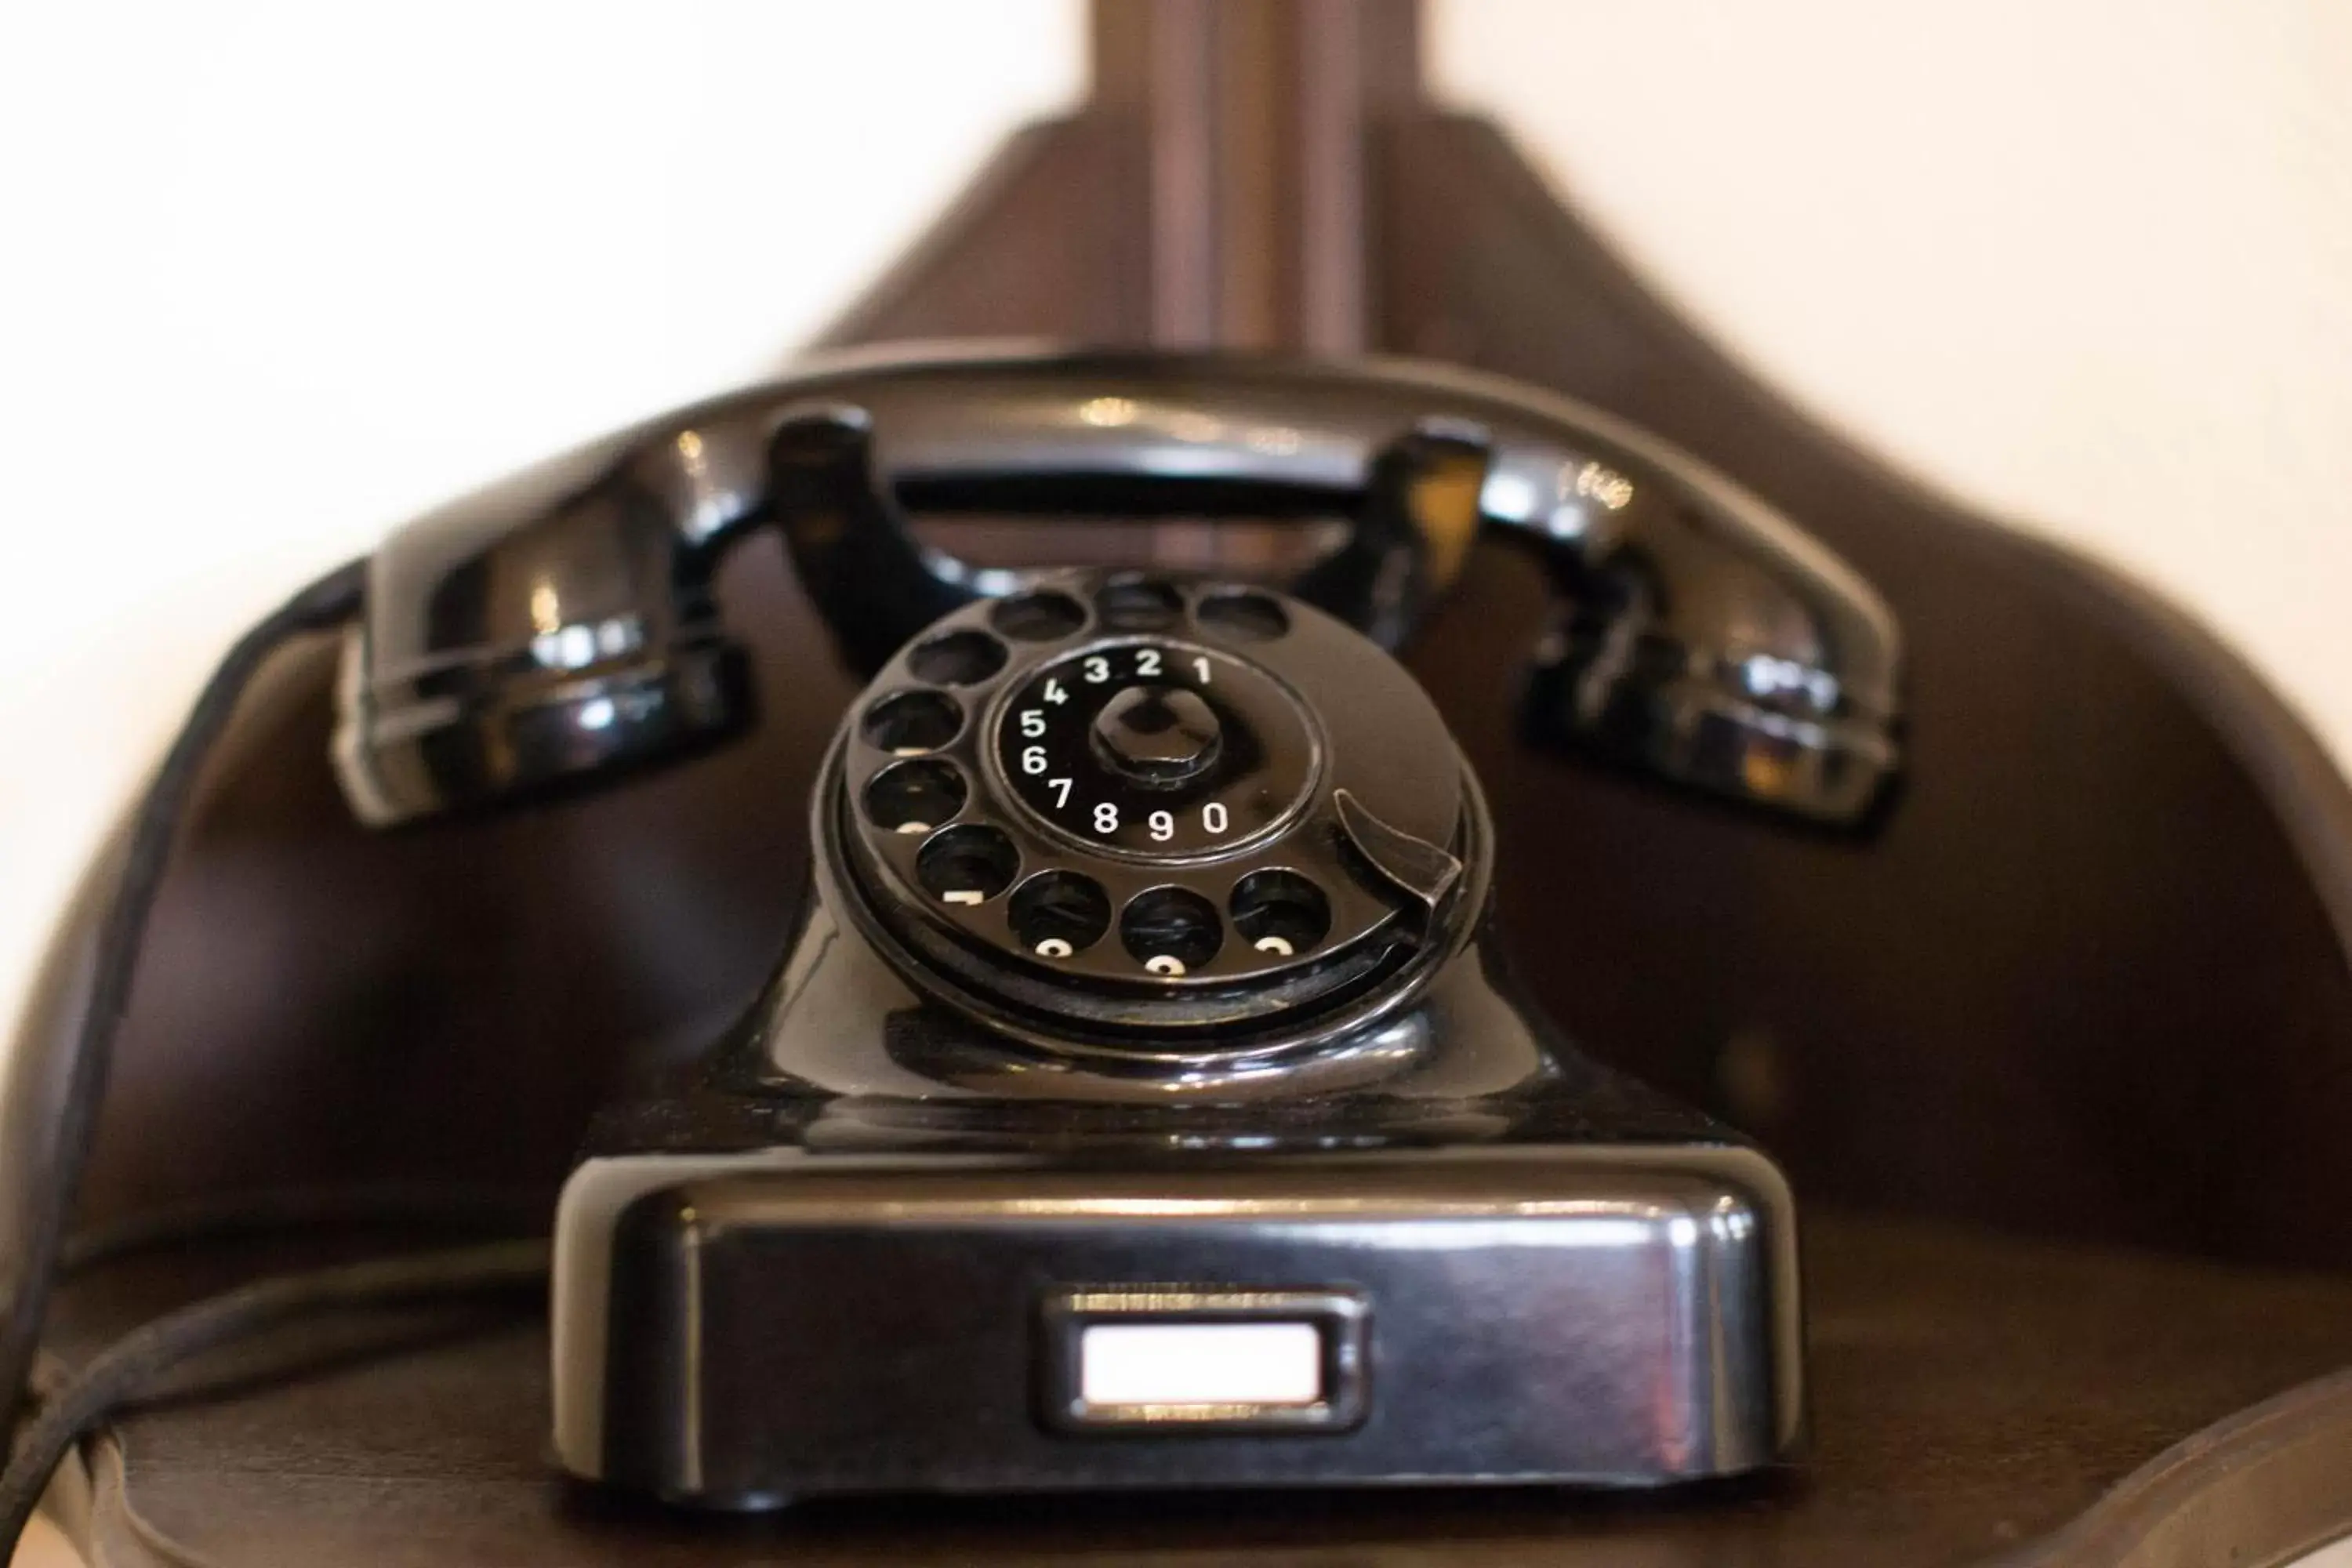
[0,349,1900,1526]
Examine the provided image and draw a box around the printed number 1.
[1193,655,1212,684]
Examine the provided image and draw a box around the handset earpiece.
[1490,445,1903,826]
[332,350,1900,829]
[330,452,760,826]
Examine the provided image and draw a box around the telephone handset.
[332,350,1897,829]
[0,350,1902,1526]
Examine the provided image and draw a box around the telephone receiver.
[5,349,1904,1522]
[332,349,1898,829]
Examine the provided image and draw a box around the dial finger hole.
[861,689,964,754]
[1120,886,1222,976]
[1008,869,1112,958]
[1231,869,1331,957]
[907,629,1008,685]
[1196,589,1290,641]
[864,758,967,834]
[1094,575,1185,632]
[989,590,1087,642]
[916,823,1018,906]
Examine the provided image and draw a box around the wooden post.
[1091,0,1419,353]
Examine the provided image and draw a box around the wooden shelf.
[47,1213,2352,1566]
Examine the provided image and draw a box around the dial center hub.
[1092,684,1221,782]
[991,639,1315,861]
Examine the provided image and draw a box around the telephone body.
[31,350,1905,1509]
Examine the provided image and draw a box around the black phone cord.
[0,1237,549,1552]
[0,557,378,1552]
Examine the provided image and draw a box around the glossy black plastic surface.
[334,348,1901,827]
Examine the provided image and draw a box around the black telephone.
[3,349,1900,1517]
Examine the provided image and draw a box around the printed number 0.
[1094,802,1120,834]
[1022,745,1047,775]
[1149,810,1174,841]
[1202,802,1229,834]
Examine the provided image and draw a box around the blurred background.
[1,0,2347,1043]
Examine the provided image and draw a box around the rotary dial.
[829,570,1469,1038]
[993,641,1316,862]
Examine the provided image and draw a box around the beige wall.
[0,0,1085,1041]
